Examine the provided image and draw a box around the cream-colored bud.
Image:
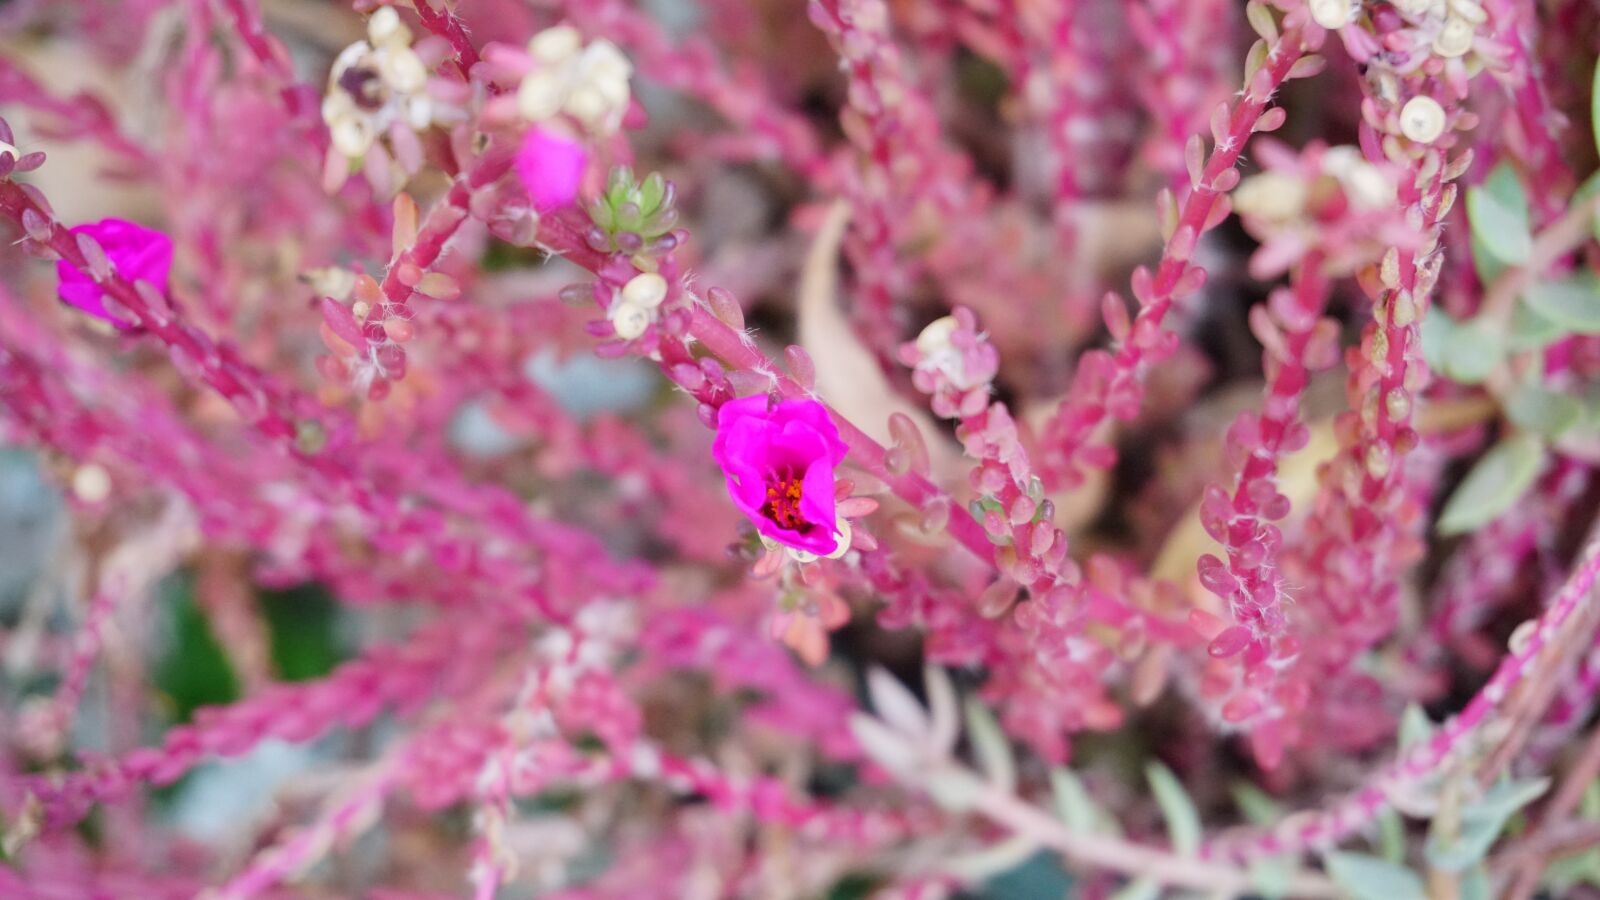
[1432,17,1474,58]
[1232,172,1308,222]
[0,140,18,161]
[72,464,111,503]
[529,25,583,65]
[367,6,410,48]
[402,95,433,131]
[517,72,567,122]
[382,48,428,94]
[331,116,376,158]
[582,41,633,84]
[1344,163,1396,209]
[1309,0,1354,29]
[610,302,651,340]
[564,84,611,127]
[1449,0,1487,24]
[622,272,669,309]
[914,316,959,357]
[1399,96,1447,144]
[826,517,853,560]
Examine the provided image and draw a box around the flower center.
[762,473,807,531]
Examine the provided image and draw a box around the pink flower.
[515,126,587,211]
[713,395,848,555]
[56,218,172,328]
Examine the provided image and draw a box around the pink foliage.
[1,0,1599,895]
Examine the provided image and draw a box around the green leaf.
[258,583,347,682]
[1524,275,1600,334]
[1506,383,1584,439]
[154,571,240,723]
[1592,56,1600,160]
[1421,311,1506,385]
[1109,877,1161,900]
[965,698,1016,792]
[1051,768,1100,833]
[1378,808,1407,864]
[1324,852,1427,900]
[1146,762,1201,856]
[1425,777,1549,872]
[1438,433,1547,535]
[1398,704,1434,750]
[1442,318,1505,385]
[1419,308,1456,372]
[1460,865,1491,900]
[1249,856,1294,899]
[1470,230,1509,290]
[1510,299,1568,351]
[1574,172,1600,244]
[1231,782,1284,827]
[1467,164,1532,265]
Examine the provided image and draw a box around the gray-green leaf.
[1507,383,1584,439]
[1425,777,1549,872]
[1324,852,1427,900]
[1147,762,1201,857]
[1109,876,1161,900]
[1232,783,1284,827]
[965,698,1016,792]
[1524,275,1600,334]
[1051,768,1100,833]
[1466,164,1532,265]
[1510,299,1568,351]
[1421,311,1505,385]
[1438,433,1547,535]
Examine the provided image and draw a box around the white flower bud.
[914,316,959,357]
[826,517,853,560]
[1321,146,1395,210]
[581,41,632,85]
[610,301,651,340]
[564,84,610,127]
[72,464,111,503]
[529,25,583,65]
[367,6,410,48]
[0,140,18,161]
[381,48,428,94]
[622,272,669,309]
[518,71,567,122]
[1399,96,1447,144]
[1449,0,1487,25]
[1309,0,1354,29]
[331,116,377,158]
[1432,17,1474,58]
[1232,172,1307,223]
[402,95,433,131]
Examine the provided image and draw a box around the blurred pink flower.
[56,218,172,328]
[713,395,847,555]
[515,126,587,211]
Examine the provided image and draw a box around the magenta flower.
[56,218,172,328]
[515,126,587,211]
[713,396,848,555]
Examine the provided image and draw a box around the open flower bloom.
[713,396,848,556]
[516,126,587,211]
[56,218,172,328]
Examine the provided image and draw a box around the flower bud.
[1399,96,1446,144]
[529,25,583,64]
[610,301,651,339]
[622,272,668,309]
